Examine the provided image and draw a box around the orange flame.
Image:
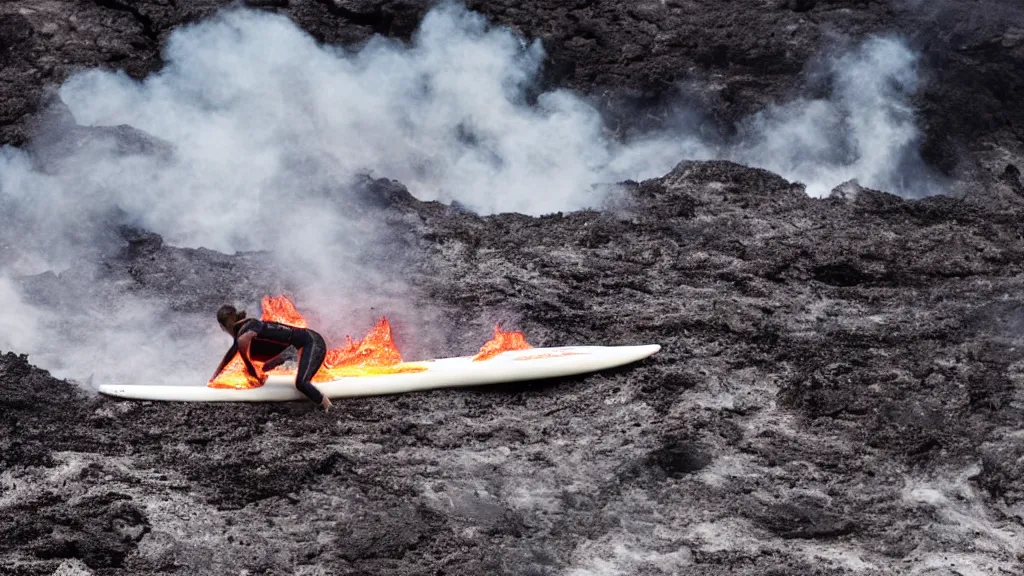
[209,297,426,389]
[315,317,425,381]
[472,325,533,361]
[208,356,253,389]
[261,295,307,328]
[324,318,402,368]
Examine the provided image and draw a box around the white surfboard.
[97,344,661,402]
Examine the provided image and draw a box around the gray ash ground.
[4,164,1024,574]
[3,1,1024,575]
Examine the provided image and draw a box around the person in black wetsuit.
[210,304,333,412]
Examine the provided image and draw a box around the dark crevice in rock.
[647,440,713,478]
[810,262,874,287]
[92,0,158,41]
[244,0,291,7]
[312,0,395,35]
[751,499,857,540]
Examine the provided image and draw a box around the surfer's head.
[217,304,247,333]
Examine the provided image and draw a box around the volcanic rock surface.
[3,1,1024,575]
[5,163,1024,574]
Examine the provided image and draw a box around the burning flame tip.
[473,324,533,362]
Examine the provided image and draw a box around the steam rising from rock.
[729,36,941,197]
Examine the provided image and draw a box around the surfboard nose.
[636,344,661,357]
[605,344,661,366]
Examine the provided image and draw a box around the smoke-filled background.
[0,3,945,388]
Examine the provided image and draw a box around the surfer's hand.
[321,396,333,413]
[246,372,267,387]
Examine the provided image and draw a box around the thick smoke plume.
[728,36,942,197]
[0,3,943,387]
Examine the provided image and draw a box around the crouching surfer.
[210,304,334,412]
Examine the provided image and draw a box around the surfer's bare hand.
[321,396,333,413]
[246,372,268,387]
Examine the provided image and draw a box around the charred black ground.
[3,1,1024,575]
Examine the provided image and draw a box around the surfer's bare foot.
[321,396,333,412]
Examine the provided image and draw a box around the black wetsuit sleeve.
[231,319,263,378]
[237,337,260,379]
[261,351,289,371]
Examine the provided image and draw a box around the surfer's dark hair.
[217,304,247,327]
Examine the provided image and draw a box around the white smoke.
[729,36,942,197]
[0,3,944,387]
[16,3,940,250]
[54,4,695,222]
[28,293,225,389]
[0,277,44,355]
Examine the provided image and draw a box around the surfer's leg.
[294,330,327,405]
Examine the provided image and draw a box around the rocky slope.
[3,161,1024,574]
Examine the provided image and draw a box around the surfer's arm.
[235,332,264,382]
[260,350,290,372]
[210,342,239,381]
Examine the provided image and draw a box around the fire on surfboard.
[209,295,533,389]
